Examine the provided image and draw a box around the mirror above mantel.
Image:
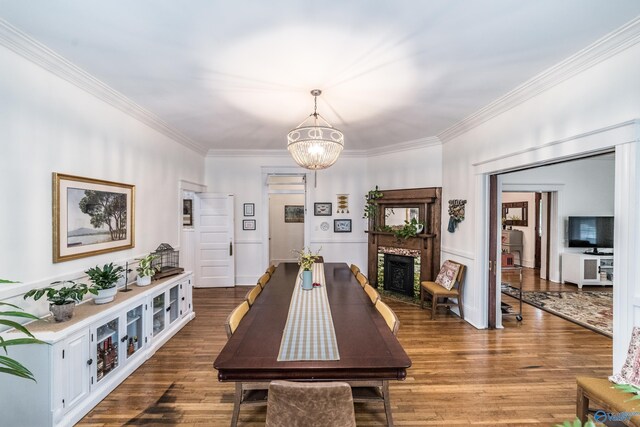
[502,201,528,227]
[384,207,420,228]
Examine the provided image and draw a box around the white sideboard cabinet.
[0,272,194,427]
[561,253,613,288]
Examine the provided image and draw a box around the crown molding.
[438,16,640,144]
[206,136,441,158]
[0,18,208,156]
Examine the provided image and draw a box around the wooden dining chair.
[258,272,271,289]
[350,264,360,276]
[224,300,269,427]
[363,283,380,305]
[420,260,466,320]
[356,272,368,288]
[351,299,399,426]
[266,264,276,276]
[266,381,356,427]
[244,284,262,307]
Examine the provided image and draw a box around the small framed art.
[284,205,304,223]
[334,219,352,233]
[243,219,256,230]
[183,199,193,226]
[314,202,332,216]
[243,203,255,216]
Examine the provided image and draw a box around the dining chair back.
[266,381,356,427]
[363,283,380,305]
[245,284,262,307]
[375,300,400,336]
[350,264,360,276]
[356,272,368,288]
[225,301,250,339]
[266,264,276,276]
[258,273,271,289]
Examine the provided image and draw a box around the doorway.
[266,175,306,265]
[488,152,615,328]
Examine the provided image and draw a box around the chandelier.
[287,89,344,170]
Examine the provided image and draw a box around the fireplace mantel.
[367,187,441,286]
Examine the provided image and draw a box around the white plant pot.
[92,287,117,304]
[136,275,152,287]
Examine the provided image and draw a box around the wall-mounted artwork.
[243,203,255,216]
[336,194,349,213]
[334,219,352,233]
[284,205,304,223]
[183,199,193,226]
[243,219,256,230]
[314,202,332,216]
[53,173,135,263]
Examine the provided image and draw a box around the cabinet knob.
[166,306,171,312]
[87,358,93,366]
[121,335,129,343]
[181,297,185,301]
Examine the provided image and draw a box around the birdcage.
[151,243,184,279]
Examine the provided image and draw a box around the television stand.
[562,253,613,288]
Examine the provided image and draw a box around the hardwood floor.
[78,285,612,426]
[502,267,613,293]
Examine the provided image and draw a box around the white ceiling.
[1,1,640,152]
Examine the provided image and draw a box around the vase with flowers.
[293,247,321,290]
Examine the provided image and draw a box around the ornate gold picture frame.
[53,173,135,263]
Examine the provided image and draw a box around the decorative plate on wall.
[320,221,330,231]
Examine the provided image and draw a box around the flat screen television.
[567,216,614,251]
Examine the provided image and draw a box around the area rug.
[501,284,612,337]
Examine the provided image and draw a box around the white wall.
[0,44,204,314]
[440,34,640,370]
[204,143,443,285]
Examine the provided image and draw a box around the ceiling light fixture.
[287,89,344,170]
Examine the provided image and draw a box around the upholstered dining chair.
[363,283,380,305]
[258,272,271,289]
[350,299,399,426]
[245,284,262,307]
[350,264,360,276]
[265,381,356,427]
[356,272,368,288]
[420,260,466,320]
[224,300,269,427]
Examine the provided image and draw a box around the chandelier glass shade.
[287,90,344,170]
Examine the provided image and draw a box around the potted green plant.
[293,247,320,290]
[23,280,95,322]
[85,263,124,304]
[136,254,158,287]
[2,279,46,381]
[394,217,425,240]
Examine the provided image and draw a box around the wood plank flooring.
[78,285,612,426]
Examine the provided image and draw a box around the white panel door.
[195,193,235,287]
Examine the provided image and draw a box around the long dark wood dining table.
[214,262,411,382]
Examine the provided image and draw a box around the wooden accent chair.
[266,381,356,427]
[350,264,360,276]
[363,283,380,305]
[224,301,269,427]
[350,299,399,426]
[258,272,271,289]
[244,284,262,307]
[420,261,466,320]
[356,272,368,288]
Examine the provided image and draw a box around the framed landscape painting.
[284,205,304,223]
[53,173,135,263]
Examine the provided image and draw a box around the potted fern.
[23,280,94,322]
[2,279,45,380]
[136,254,158,287]
[86,263,124,304]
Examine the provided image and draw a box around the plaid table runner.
[277,263,340,361]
